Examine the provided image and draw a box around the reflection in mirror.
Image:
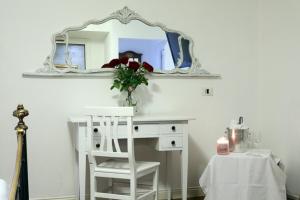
[119,51,142,62]
[53,19,192,71]
[54,43,86,70]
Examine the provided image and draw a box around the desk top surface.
[69,114,195,123]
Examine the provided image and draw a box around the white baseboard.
[29,186,204,200]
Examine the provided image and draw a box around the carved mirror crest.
[30,7,218,77]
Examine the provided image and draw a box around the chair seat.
[95,160,160,175]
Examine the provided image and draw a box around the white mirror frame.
[24,7,220,78]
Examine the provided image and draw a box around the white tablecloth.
[199,150,286,200]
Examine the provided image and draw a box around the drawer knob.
[134,126,139,131]
[93,128,98,133]
[171,126,176,131]
[171,140,176,146]
[96,143,100,148]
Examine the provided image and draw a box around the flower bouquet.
[102,57,153,107]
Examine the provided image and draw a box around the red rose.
[101,58,121,68]
[102,63,113,68]
[128,61,140,71]
[142,62,154,72]
[109,59,121,67]
[120,56,129,65]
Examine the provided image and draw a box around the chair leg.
[130,177,137,200]
[153,167,159,200]
[90,165,96,200]
[108,178,113,193]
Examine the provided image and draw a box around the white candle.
[217,137,229,155]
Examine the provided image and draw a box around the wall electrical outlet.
[202,88,213,96]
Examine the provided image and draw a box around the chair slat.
[113,116,121,152]
[94,171,130,179]
[91,151,128,158]
[137,190,156,200]
[105,117,113,152]
[95,192,131,200]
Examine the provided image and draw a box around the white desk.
[69,115,194,200]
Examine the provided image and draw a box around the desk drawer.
[159,124,184,134]
[132,124,159,135]
[116,124,159,138]
[91,123,184,138]
[156,136,183,151]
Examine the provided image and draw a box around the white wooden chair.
[86,107,160,200]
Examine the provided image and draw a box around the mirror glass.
[31,7,218,77]
[52,19,192,72]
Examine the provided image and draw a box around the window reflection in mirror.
[53,19,192,71]
[54,43,86,70]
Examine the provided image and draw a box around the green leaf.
[110,63,151,92]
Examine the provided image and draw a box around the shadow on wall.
[112,84,156,115]
[188,134,210,187]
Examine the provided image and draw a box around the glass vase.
[123,91,138,113]
[126,91,137,107]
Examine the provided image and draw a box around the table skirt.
[199,150,286,200]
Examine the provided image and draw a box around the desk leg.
[166,151,172,200]
[78,149,86,200]
[74,149,79,200]
[181,131,188,200]
[78,126,87,200]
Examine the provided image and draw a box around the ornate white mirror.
[27,7,219,77]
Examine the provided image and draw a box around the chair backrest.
[85,107,135,170]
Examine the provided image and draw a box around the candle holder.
[216,137,229,155]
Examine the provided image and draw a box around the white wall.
[0,0,260,198]
[258,0,300,196]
